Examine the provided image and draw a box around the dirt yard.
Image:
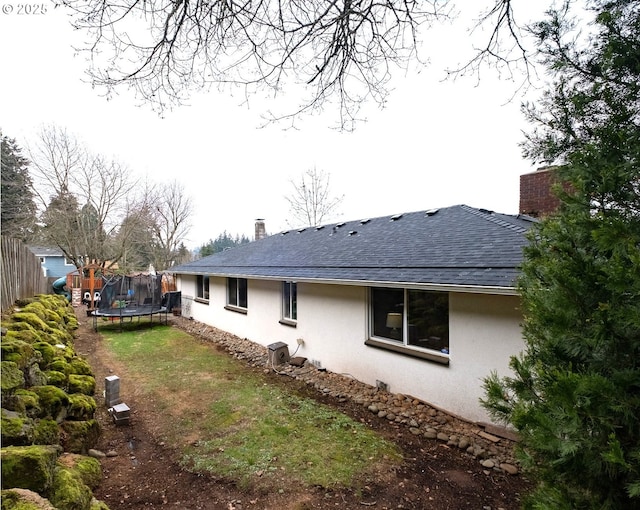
[73,312,532,510]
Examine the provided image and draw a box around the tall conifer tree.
[482,1,640,508]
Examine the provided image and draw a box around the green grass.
[100,322,401,489]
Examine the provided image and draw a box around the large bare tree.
[61,0,552,129]
[29,125,138,268]
[285,167,344,227]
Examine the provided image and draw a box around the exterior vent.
[360,219,370,225]
[336,222,346,228]
[297,228,306,233]
[348,230,357,236]
[315,225,325,230]
[390,214,403,221]
[425,209,439,216]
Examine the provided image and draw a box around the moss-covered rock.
[0,445,60,492]
[0,488,57,510]
[48,465,93,510]
[33,342,57,365]
[58,453,102,490]
[48,358,71,375]
[31,386,69,422]
[59,420,100,454]
[3,326,44,344]
[23,302,48,321]
[1,409,35,446]
[68,357,93,376]
[14,389,42,417]
[2,360,25,392]
[89,499,111,510]
[25,362,48,387]
[44,370,67,388]
[46,329,74,346]
[67,394,97,421]
[10,312,55,334]
[33,418,61,445]
[1,339,36,367]
[68,375,96,396]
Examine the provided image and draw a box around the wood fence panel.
[1,236,50,312]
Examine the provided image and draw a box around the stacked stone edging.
[171,317,520,476]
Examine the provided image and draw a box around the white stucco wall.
[177,275,525,424]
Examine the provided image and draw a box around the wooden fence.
[1,236,50,312]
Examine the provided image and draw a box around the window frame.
[226,277,248,313]
[195,275,209,302]
[365,287,450,365]
[280,281,297,326]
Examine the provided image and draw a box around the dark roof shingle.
[172,205,536,290]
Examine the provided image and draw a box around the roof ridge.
[459,205,529,234]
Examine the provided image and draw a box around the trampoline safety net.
[98,273,164,312]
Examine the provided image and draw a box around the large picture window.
[227,277,248,309]
[282,281,297,322]
[196,275,209,301]
[370,287,449,357]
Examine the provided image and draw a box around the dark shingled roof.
[172,205,537,291]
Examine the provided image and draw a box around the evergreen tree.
[1,133,38,241]
[199,232,250,257]
[482,2,640,508]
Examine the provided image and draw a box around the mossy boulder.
[1,339,36,367]
[25,362,48,387]
[44,370,67,388]
[3,326,44,344]
[33,342,57,365]
[33,418,61,445]
[0,445,61,492]
[48,465,93,510]
[58,454,102,490]
[0,488,57,510]
[67,394,97,421]
[48,358,71,375]
[68,375,96,396]
[1,409,35,446]
[2,361,25,392]
[68,357,93,376]
[31,386,69,422]
[23,302,48,321]
[10,312,55,334]
[14,389,42,417]
[59,420,100,454]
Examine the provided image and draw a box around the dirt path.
[74,311,531,510]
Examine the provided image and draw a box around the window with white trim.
[227,277,247,309]
[368,287,449,360]
[282,281,297,322]
[196,275,209,301]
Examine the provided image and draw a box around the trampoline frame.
[92,305,168,332]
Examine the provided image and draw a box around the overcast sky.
[1,2,547,249]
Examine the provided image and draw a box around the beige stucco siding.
[177,275,524,424]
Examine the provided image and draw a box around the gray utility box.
[105,375,121,407]
[268,342,290,366]
[109,403,131,426]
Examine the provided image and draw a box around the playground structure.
[91,271,179,331]
[51,264,106,310]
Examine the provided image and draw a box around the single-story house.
[170,194,545,424]
[28,246,75,278]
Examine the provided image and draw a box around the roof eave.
[172,270,519,296]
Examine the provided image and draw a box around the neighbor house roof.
[172,205,537,294]
[28,246,64,257]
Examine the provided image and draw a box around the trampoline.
[92,272,170,331]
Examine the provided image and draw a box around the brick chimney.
[519,166,563,218]
[254,219,266,241]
